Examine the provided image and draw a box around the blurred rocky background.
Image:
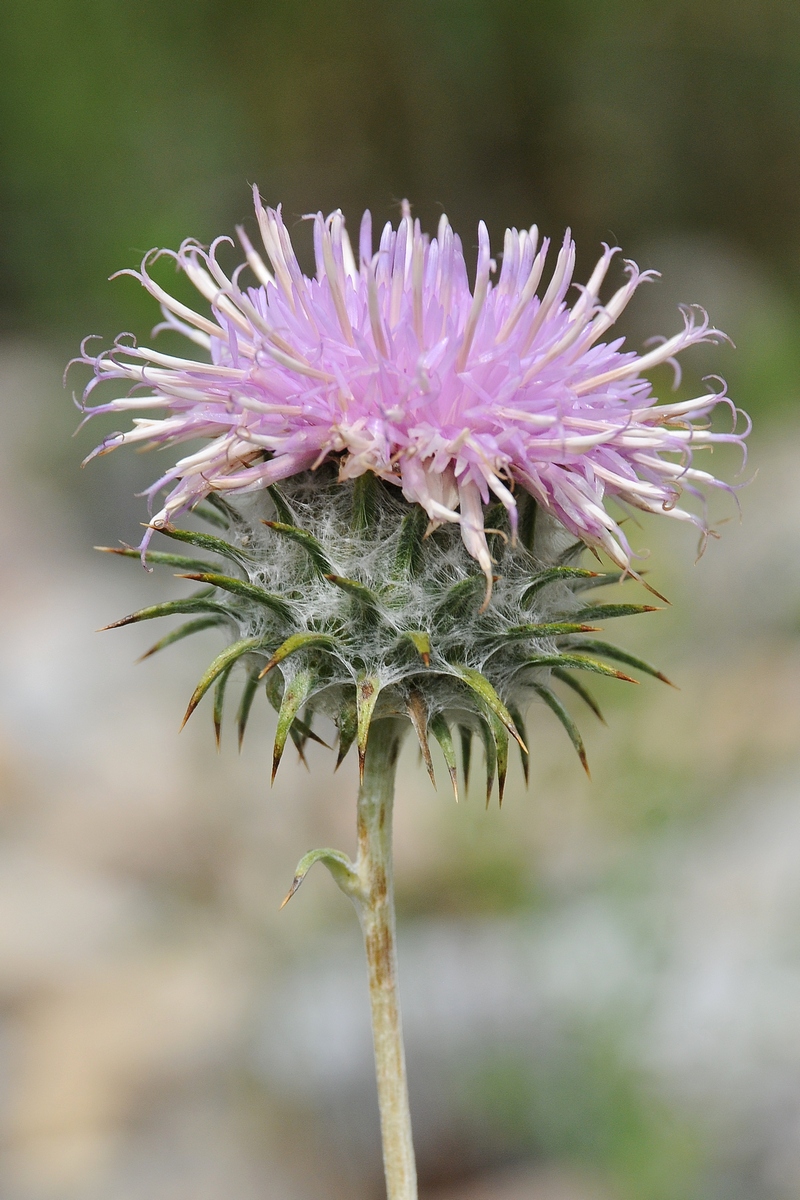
[2,2,800,1197]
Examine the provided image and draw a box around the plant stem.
[354,718,417,1200]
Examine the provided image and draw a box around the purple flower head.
[78,191,747,597]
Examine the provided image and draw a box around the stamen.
[367,258,389,358]
[573,312,720,395]
[496,232,546,342]
[517,232,575,356]
[236,224,275,289]
[322,214,355,345]
[457,479,494,610]
[456,221,491,371]
[389,218,408,328]
[411,221,425,345]
[359,210,373,275]
[254,194,296,308]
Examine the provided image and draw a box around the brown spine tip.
[511,727,529,755]
[135,644,160,663]
[279,876,301,910]
[97,615,133,631]
[640,578,671,604]
[180,687,205,731]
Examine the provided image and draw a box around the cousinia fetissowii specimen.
[74,194,748,1200]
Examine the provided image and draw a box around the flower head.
[78,190,747,597]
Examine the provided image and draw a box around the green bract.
[100,468,668,803]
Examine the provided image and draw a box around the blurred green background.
[1,3,800,1199]
[3,0,800,366]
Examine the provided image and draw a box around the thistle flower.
[77,191,747,602]
[78,195,750,1200]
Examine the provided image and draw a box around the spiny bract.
[100,469,669,802]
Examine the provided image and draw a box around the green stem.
[354,718,417,1200]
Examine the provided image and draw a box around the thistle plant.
[74,194,747,1200]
